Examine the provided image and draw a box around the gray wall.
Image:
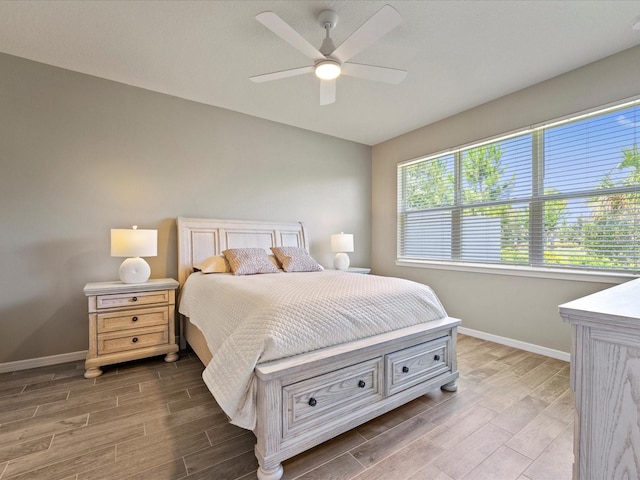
[0,53,371,364]
[372,45,640,354]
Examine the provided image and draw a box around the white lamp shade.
[331,233,354,253]
[111,228,157,258]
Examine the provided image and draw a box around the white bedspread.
[179,270,447,430]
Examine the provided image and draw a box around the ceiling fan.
[250,4,407,106]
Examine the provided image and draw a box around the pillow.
[222,248,280,275]
[270,247,324,273]
[268,255,281,269]
[194,255,230,274]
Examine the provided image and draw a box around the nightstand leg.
[84,367,103,379]
[165,352,179,363]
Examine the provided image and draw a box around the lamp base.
[333,252,350,270]
[119,257,151,284]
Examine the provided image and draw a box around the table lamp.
[331,232,354,270]
[111,225,157,283]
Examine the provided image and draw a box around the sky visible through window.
[486,105,640,198]
[545,107,639,193]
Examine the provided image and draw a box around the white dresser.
[559,278,640,480]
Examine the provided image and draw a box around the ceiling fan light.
[315,61,341,80]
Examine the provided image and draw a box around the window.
[398,100,640,274]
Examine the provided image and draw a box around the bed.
[176,217,460,480]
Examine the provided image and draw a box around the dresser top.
[559,277,640,327]
[84,278,179,296]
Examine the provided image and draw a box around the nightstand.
[83,278,179,378]
[338,267,371,274]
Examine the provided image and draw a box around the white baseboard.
[458,327,570,362]
[0,350,88,374]
[0,330,569,374]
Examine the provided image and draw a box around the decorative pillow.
[222,248,280,275]
[270,247,324,273]
[194,255,231,274]
[268,255,281,269]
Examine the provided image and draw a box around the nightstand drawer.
[385,336,450,396]
[96,290,170,310]
[97,306,169,333]
[283,357,383,437]
[97,325,168,355]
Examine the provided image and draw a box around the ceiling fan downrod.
[318,9,338,55]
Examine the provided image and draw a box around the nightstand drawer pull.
[402,366,409,373]
[132,337,139,343]
[132,316,138,322]
[358,380,366,388]
[132,296,138,302]
[434,355,441,361]
[308,397,317,407]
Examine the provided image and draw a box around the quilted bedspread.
[178,270,447,430]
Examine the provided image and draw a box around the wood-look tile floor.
[0,334,574,480]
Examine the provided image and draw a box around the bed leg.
[257,463,283,480]
[441,381,458,392]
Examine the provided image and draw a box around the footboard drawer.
[283,357,383,437]
[385,336,451,395]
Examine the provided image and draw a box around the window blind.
[398,100,640,273]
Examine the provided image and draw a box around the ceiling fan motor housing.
[318,9,338,30]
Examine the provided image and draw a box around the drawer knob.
[132,316,138,322]
[358,380,366,388]
[402,366,409,373]
[308,397,317,407]
[132,337,139,343]
[132,296,138,302]
[434,354,441,361]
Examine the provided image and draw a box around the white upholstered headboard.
[176,217,308,286]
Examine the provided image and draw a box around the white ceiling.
[1,1,639,146]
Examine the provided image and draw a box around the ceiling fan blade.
[320,79,336,106]
[250,66,314,83]
[341,63,407,84]
[331,5,402,63]
[256,12,325,62]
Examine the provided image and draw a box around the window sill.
[395,259,637,285]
